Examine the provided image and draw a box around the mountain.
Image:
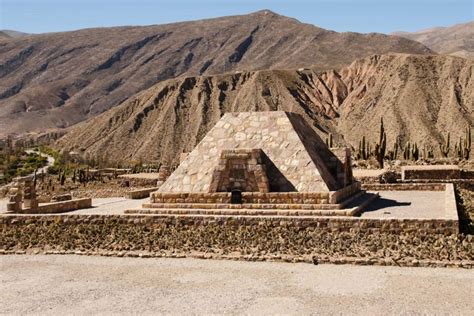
[0,32,10,40]
[0,10,432,138]
[393,21,474,58]
[0,30,30,39]
[56,54,473,166]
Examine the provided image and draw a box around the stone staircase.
[125,191,379,217]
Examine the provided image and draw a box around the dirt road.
[1,255,472,315]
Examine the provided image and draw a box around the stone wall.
[362,183,446,191]
[402,165,461,181]
[118,174,160,187]
[126,187,159,199]
[151,185,361,205]
[33,198,92,214]
[1,214,471,268]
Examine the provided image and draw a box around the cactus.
[411,143,419,161]
[33,168,37,189]
[374,118,387,168]
[428,147,434,159]
[463,125,471,160]
[387,143,398,160]
[361,136,366,160]
[455,137,463,159]
[440,132,450,158]
[358,136,368,160]
[72,169,76,184]
[403,142,411,160]
[60,170,66,186]
[325,133,334,148]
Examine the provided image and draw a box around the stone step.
[125,192,379,218]
[125,207,354,217]
[143,191,366,211]
[142,202,344,210]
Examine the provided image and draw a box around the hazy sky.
[1,0,472,34]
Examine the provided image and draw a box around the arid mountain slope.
[0,32,11,40]
[0,30,30,38]
[57,54,473,165]
[0,10,432,137]
[393,21,474,58]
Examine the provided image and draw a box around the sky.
[0,0,472,34]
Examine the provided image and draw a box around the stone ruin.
[6,175,92,214]
[7,177,37,213]
[129,111,375,216]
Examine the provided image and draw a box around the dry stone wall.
[402,165,461,180]
[1,214,470,268]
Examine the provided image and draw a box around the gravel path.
[1,255,473,315]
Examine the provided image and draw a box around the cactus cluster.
[440,133,450,158]
[454,126,472,160]
[374,118,387,168]
[357,136,370,160]
[403,142,419,161]
[387,143,398,160]
[422,145,434,159]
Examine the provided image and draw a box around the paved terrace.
[0,190,447,219]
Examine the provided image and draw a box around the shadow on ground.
[363,197,411,213]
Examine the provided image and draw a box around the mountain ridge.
[0,10,432,137]
[392,21,474,58]
[56,53,473,165]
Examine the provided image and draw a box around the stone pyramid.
[159,111,347,193]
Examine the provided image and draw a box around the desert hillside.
[57,53,473,165]
[0,10,432,137]
[393,21,474,58]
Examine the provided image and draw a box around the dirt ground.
[1,255,473,315]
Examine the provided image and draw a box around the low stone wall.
[32,198,92,214]
[362,183,446,191]
[1,214,470,268]
[402,165,461,181]
[125,187,159,199]
[329,182,361,203]
[118,174,160,187]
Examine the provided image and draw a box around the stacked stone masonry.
[402,165,461,181]
[151,183,361,205]
[0,214,470,268]
[159,112,349,193]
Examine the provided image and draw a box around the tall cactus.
[411,143,419,161]
[440,132,450,158]
[325,133,334,148]
[374,118,387,168]
[387,143,398,160]
[359,136,368,160]
[463,125,471,160]
[403,142,411,160]
[455,137,463,159]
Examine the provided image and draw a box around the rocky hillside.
[393,21,474,58]
[0,32,10,40]
[0,10,432,137]
[57,54,473,165]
